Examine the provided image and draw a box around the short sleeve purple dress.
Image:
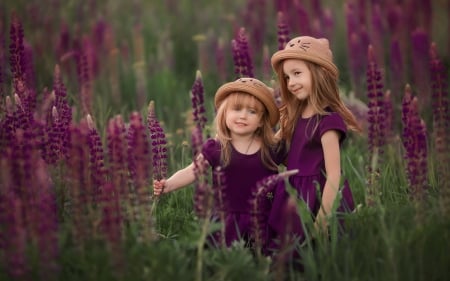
[201,138,284,248]
[269,112,355,241]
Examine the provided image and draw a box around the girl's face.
[225,94,263,137]
[282,59,312,101]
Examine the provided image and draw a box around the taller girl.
[269,36,362,250]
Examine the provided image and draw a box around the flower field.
[0,1,449,280]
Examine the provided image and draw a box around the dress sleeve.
[201,138,221,167]
[318,113,347,143]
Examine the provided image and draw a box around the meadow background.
[0,0,449,280]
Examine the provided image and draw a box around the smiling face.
[224,93,263,137]
[282,59,313,102]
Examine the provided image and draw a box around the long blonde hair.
[276,60,362,147]
[214,92,278,170]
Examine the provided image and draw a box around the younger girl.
[153,77,287,252]
[269,36,362,252]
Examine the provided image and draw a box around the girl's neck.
[301,104,315,118]
[231,134,260,155]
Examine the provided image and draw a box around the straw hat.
[214,77,279,127]
[271,36,338,79]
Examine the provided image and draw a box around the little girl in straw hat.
[268,36,362,260]
[154,77,294,253]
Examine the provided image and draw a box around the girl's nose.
[288,77,295,87]
[238,110,247,118]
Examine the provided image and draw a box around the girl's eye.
[294,71,301,75]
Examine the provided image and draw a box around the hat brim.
[215,80,279,127]
[271,50,338,78]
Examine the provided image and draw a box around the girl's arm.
[316,130,342,230]
[153,154,209,195]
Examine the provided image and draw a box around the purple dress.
[201,138,284,249]
[269,112,355,242]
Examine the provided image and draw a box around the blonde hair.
[276,60,362,147]
[214,92,278,170]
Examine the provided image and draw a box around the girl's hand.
[153,179,167,196]
[314,210,329,236]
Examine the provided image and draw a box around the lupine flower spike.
[365,44,386,205]
[401,85,428,222]
[190,71,207,131]
[147,101,168,219]
[250,169,299,259]
[430,43,450,217]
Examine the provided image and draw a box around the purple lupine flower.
[191,125,211,219]
[23,41,37,113]
[52,64,72,161]
[74,39,92,116]
[0,96,16,153]
[239,27,254,78]
[127,111,155,241]
[147,101,168,181]
[366,45,386,156]
[9,13,27,105]
[241,0,266,53]
[42,106,65,164]
[389,39,405,104]
[190,70,207,131]
[86,114,106,202]
[430,43,450,216]
[99,182,124,270]
[0,28,6,111]
[127,112,151,188]
[411,28,430,110]
[250,169,298,256]
[2,193,29,280]
[345,2,368,98]
[215,38,227,83]
[212,166,227,246]
[293,0,312,36]
[55,22,71,61]
[366,45,386,204]
[66,122,97,247]
[276,11,290,51]
[261,46,271,82]
[34,158,60,280]
[231,39,243,79]
[232,28,254,78]
[401,87,428,202]
[107,115,129,198]
[370,4,386,72]
[383,90,394,140]
[430,43,449,157]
